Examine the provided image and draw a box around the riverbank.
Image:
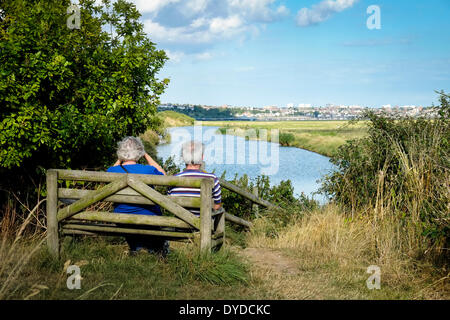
[200,120,367,158]
[151,112,366,158]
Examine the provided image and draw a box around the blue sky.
[127,0,450,108]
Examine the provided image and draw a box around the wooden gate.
[46,169,225,258]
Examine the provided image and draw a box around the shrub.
[279,132,295,146]
[220,173,319,223]
[321,92,450,260]
[0,0,168,202]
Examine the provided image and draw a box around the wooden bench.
[46,169,226,258]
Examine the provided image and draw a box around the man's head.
[181,140,204,165]
[117,136,145,162]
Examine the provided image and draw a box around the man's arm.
[144,153,166,175]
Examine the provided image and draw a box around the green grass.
[5,236,264,300]
[159,111,195,127]
[201,120,367,157]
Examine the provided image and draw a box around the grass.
[201,120,367,157]
[245,205,449,300]
[1,207,447,300]
[159,110,195,127]
[2,237,262,300]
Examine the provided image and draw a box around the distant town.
[159,102,437,121]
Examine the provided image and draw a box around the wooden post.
[200,178,213,253]
[214,208,225,251]
[252,185,259,218]
[46,169,59,258]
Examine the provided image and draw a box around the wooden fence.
[46,169,275,258]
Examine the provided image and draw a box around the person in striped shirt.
[168,141,221,215]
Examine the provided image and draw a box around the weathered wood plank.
[211,237,224,249]
[62,224,194,238]
[127,176,201,230]
[200,178,213,252]
[61,229,98,236]
[219,179,276,208]
[225,212,253,229]
[211,231,224,240]
[58,188,201,208]
[57,176,128,222]
[46,169,59,258]
[56,169,203,187]
[215,209,226,250]
[71,211,193,229]
[252,186,260,217]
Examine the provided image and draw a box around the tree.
[0,0,168,196]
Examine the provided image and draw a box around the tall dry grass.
[247,148,449,297]
[0,197,46,299]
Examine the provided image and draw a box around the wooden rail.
[219,179,278,209]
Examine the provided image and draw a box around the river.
[156,126,335,203]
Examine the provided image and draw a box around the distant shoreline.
[158,111,367,158]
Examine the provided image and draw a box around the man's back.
[168,169,221,215]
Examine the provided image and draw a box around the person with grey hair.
[107,136,168,256]
[168,140,222,215]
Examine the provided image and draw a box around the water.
[156,126,335,203]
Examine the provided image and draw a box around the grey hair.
[181,140,204,165]
[116,136,145,162]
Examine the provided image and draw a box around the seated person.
[107,136,168,256]
[168,141,222,215]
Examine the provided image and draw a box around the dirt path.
[237,247,346,299]
[240,248,299,275]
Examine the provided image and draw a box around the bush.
[220,173,319,223]
[321,92,450,259]
[0,0,168,201]
[279,132,295,146]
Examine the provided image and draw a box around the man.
[168,140,222,215]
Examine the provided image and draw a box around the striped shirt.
[168,169,221,215]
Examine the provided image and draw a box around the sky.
[113,0,450,108]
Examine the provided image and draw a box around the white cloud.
[209,15,243,34]
[133,0,181,13]
[165,50,185,63]
[185,0,210,14]
[102,0,290,56]
[296,0,359,27]
[144,18,244,44]
[227,0,289,22]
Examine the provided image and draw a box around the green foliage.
[160,105,235,120]
[220,173,319,222]
[158,110,195,127]
[321,92,450,252]
[11,237,250,299]
[167,248,249,286]
[0,0,168,192]
[278,132,295,146]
